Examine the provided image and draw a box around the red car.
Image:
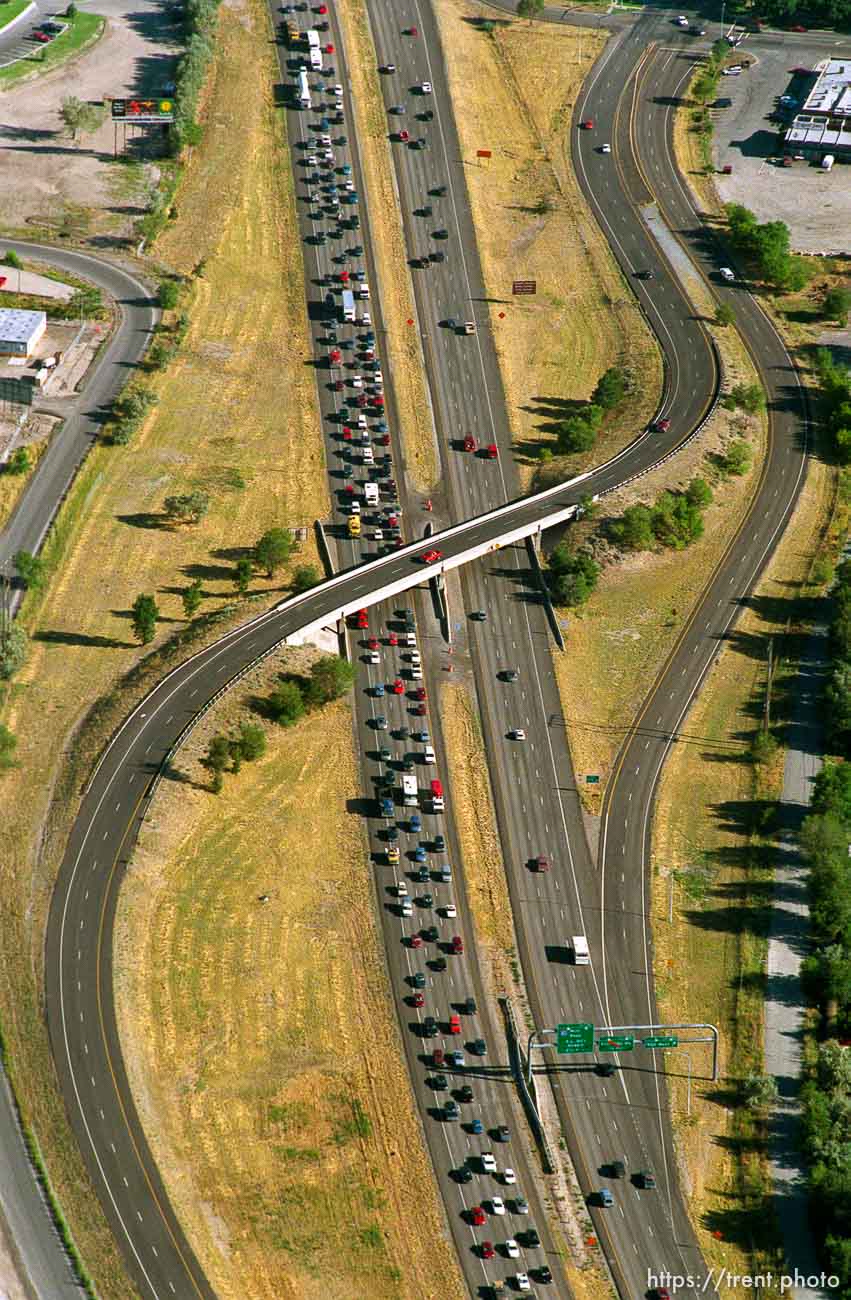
[533,853,550,871]
[652,417,671,432]
[378,433,391,445]
[451,936,463,955]
[339,270,349,283]
[449,1014,461,1035]
[481,1241,495,1260]
[470,1206,486,1227]
[317,2,327,11]
[485,443,498,459]
[391,678,404,694]
[371,395,385,407]
[356,609,368,628]
[409,934,423,949]
[367,637,378,650]
[387,631,398,646]
[411,992,425,1007]
[421,549,442,564]
[414,686,427,701]
[398,129,410,142]
[325,42,335,52]
[332,379,344,391]
[405,26,418,35]
[342,426,352,439]
[581,118,594,128]
[32,29,50,41]
[433,1047,445,1067]
[413,702,427,716]
[463,433,476,452]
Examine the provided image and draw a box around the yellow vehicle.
[387,844,400,863]
[348,514,361,537]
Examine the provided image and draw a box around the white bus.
[297,69,311,109]
[341,289,356,322]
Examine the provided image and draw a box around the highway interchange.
[3,2,808,1299]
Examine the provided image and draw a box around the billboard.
[111,98,175,123]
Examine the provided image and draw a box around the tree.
[4,448,30,475]
[291,564,320,594]
[741,1072,778,1113]
[516,0,544,20]
[750,728,778,766]
[591,367,626,410]
[557,411,599,455]
[0,723,17,772]
[230,721,266,771]
[59,96,105,145]
[234,557,253,594]
[66,1,77,14]
[715,303,736,327]
[724,383,765,414]
[546,544,599,607]
[131,593,158,644]
[14,550,45,590]
[2,251,22,269]
[305,655,355,707]
[204,733,230,793]
[823,285,851,324]
[163,491,210,525]
[181,578,203,619]
[158,280,180,310]
[268,679,305,726]
[611,503,654,551]
[0,624,28,680]
[255,527,294,577]
[720,439,752,476]
[685,477,713,508]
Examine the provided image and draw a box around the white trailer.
[297,69,311,109]
[341,289,356,322]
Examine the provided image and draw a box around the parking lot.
[711,35,851,254]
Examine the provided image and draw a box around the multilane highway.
[36,12,808,1300]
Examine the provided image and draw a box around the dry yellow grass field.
[553,317,767,811]
[338,0,437,490]
[0,436,48,530]
[434,0,662,487]
[114,649,465,1300]
[0,0,331,1291]
[650,447,834,1298]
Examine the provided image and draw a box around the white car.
[352,374,363,388]
[401,898,413,916]
[397,881,408,896]
[481,1152,497,1173]
[505,1239,520,1259]
[675,14,689,24]
[367,650,380,664]
[490,1197,506,1215]
[333,83,343,97]
[601,143,611,153]
[722,66,741,75]
[360,311,372,325]
[373,528,384,541]
[516,1275,531,1293]
[443,903,457,918]
[373,369,384,385]
[410,666,423,679]
[418,80,433,93]
[719,267,736,282]
[349,500,361,514]
[502,1168,517,1185]
[508,729,526,741]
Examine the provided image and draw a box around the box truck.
[402,774,418,807]
[364,482,379,506]
[341,289,356,322]
[572,935,590,965]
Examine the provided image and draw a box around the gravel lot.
[712,35,851,254]
[0,0,182,240]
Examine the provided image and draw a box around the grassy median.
[0,0,329,1291]
[114,648,465,1300]
[433,0,662,487]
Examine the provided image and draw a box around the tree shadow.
[116,511,168,530]
[34,629,132,649]
[179,561,237,583]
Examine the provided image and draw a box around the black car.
[422,926,439,943]
[634,1170,656,1189]
[494,1125,510,1142]
[454,1165,473,1183]
[434,834,446,852]
[469,1038,487,1056]
[422,1016,438,1037]
[636,269,654,280]
[596,1061,615,1077]
[501,669,520,682]
[470,609,487,621]
[385,825,399,841]
[432,956,447,972]
[420,108,434,121]
[444,1100,460,1121]
[419,893,434,907]
[430,184,447,196]
[410,971,426,989]
[536,1266,553,1284]
[413,866,430,882]
[442,318,457,330]
[430,1073,448,1090]
[433,228,448,239]
[610,1159,626,1179]
[457,1085,474,1103]
[410,138,427,150]
[461,996,476,1015]
[522,1228,541,1248]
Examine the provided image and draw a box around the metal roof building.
[0,308,47,358]
[784,58,851,160]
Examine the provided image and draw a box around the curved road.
[25,13,808,1300]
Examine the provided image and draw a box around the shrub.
[255,527,294,577]
[591,367,626,410]
[0,625,28,680]
[158,280,180,310]
[163,491,210,525]
[268,680,305,726]
[4,448,31,475]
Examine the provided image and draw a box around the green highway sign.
[556,1022,594,1054]
[585,774,600,784]
[643,1035,679,1049]
[598,1035,635,1052]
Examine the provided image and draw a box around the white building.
[784,58,851,162]
[0,308,47,358]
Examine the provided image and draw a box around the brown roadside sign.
[512,280,536,295]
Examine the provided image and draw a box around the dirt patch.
[0,4,329,1293]
[552,316,767,811]
[337,0,437,491]
[433,0,663,488]
[650,443,834,1297]
[0,0,180,243]
[114,649,465,1300]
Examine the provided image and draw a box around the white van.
[362,446,374,465]
[821,154,835,171]
[423,745,435,764]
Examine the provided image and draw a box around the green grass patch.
[0,11,104,84]
[0,0,31,32]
